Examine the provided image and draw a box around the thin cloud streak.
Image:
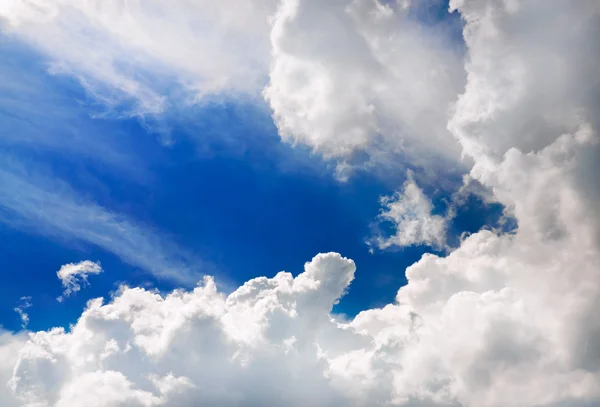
[0,164,204,285]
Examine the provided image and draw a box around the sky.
[0,1,599,407]
[0,25,503,331]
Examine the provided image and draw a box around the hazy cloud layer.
[0,0,278,114]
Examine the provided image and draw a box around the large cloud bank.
[2,0,600,406]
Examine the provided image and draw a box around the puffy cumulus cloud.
[6,253,359,407]
[0,0,278,115]
[373,173,448,250]
[264,0,466,173]
[424,0,600,403]
[391,129,600,407]
[446,0,600,256]
[389,1,600,403]
[448,0,600,164]
[56,261,103,301]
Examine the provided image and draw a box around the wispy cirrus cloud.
[0,164,204,284]
[0,34,205,286]
[0,0,277,116]
[0,34,152,183]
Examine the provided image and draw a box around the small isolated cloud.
[374,174,448,251]
[57,261,103,302]
[13,297,32,329]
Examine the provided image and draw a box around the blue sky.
[0,22,506,333]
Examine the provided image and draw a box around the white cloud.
[448,0,600,165]
[6,253,359,407]
[264,0,466,174]
[374,173,448,250]
[445,0,600,247]
[56,261,103,302]
[13,296,32,329]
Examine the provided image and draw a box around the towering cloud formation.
[1,1,600,407]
